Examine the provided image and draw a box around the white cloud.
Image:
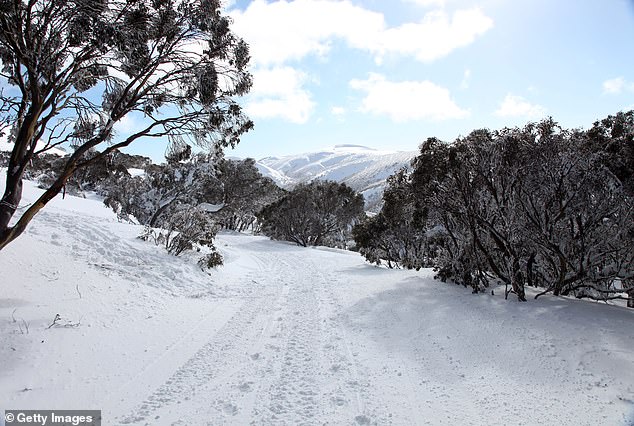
[229,1,491,124]
[230,0,383,66]
[602,77,634,94]
[331,106,346,122]
[494,94,546,119]
[230,1,493,66]
[460,68,471,89]
[373,9,492,63]
[245,67,315,124]
[349,73,469,121]
[331,106,346,116]
[403,0,446,7]
[114,111,147,136]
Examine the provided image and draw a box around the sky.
[200,0,634,161]
[2,0,633,163]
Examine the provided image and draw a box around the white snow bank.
[127,168,145,177]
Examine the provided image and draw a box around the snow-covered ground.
[1,179,633,425]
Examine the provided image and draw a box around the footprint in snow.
[223,403,239,415]
[355,414,372,425]
[238,382,253,392]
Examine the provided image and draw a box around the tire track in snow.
[117,244,290,425]
[252,257,322,425]
[315,262,391,426]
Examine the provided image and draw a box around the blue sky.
[4,0,627,162]
[194,0,634,161]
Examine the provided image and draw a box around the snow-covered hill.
[0,138,68,157]
[1,177,634,425]
[256,145,417,212]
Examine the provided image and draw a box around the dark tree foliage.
[212,158,285,232]
[0,0,253,250]
[259,181,365,248]
[354,114,634,306]
[353,168,431,269]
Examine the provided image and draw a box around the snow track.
[116,241,381,425]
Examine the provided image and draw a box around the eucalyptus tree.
[260,181,365,249]
[0,0,252,250]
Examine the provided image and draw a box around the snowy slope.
[0,138,67,157]
[1,177,634,425]
[257,145,417,211]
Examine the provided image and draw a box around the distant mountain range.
[255,145,418,212]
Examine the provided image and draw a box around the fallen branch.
[47,313,62,329]
[47,313,82,329]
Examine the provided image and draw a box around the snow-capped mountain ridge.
[256,145,418,211]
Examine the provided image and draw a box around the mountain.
[255,145,417,212]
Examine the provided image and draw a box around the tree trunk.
[0,169,24,236]
[511,257,527,302]
[0,165,76,250]
[149,197,179,227]
[526,252,536,287]
[0,123,115,251]
[0,108,42,238]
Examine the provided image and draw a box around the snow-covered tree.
[104,151,222,226]
[0,0,253,250]
[354,114,634,306]
[260,181,365,248]
[212,158,284,232]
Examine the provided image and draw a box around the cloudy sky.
[212,0,634,160]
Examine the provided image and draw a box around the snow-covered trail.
[1,180,633,425]
[116,236,385,425]
[115,233,634,426]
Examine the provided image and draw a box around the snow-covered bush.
[355,113,634,306]
[259,181,365,248]
[197,251,223,270]
[138,208,223,267]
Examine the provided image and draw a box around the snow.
[1,177,633,425]
[0,137,67,157]
[254,162,294,188]
[198,202,225,213]
[127,168,145,177]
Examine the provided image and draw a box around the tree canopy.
[260,181,365,249]
[0,0,253,250]
[355,113,634,305]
